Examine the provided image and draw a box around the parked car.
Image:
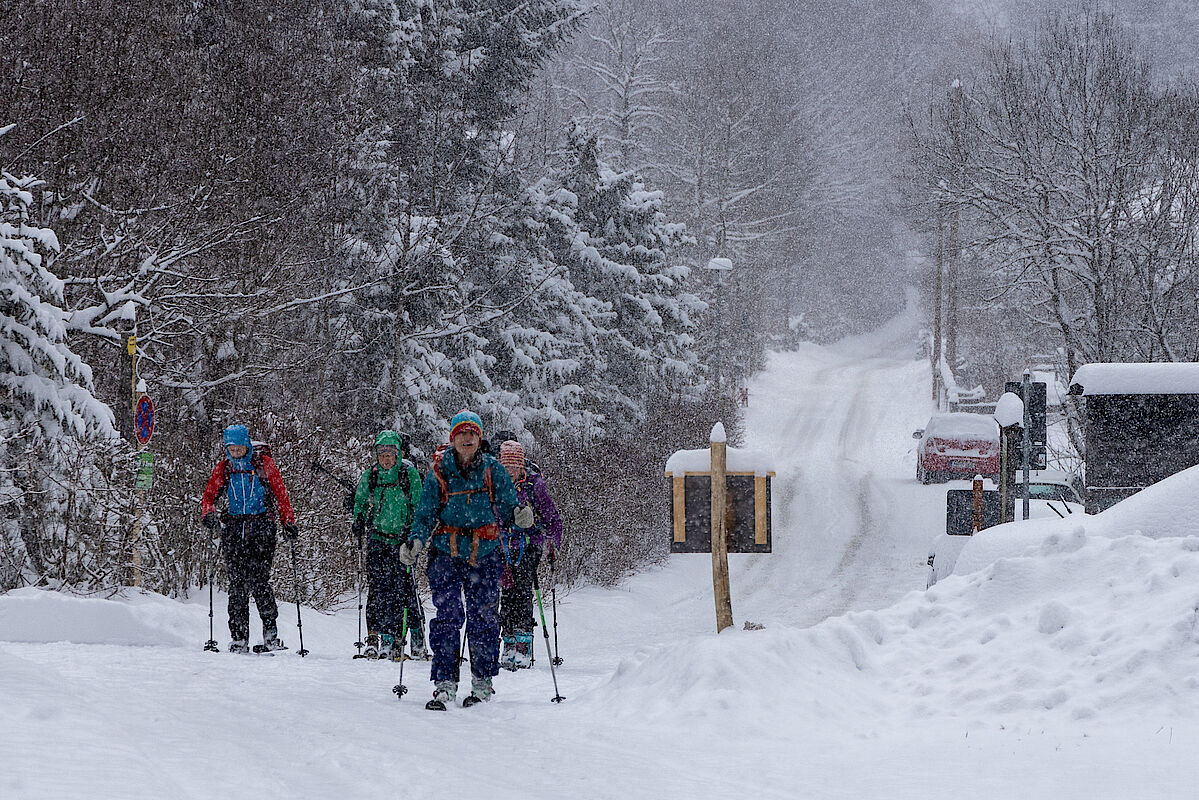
[914,412,1000,484]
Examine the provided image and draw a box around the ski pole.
[354,532,365,657]
[289,538,310,657]
[204,528,220,652]
[532,570,565,703]
[549,549,562,666]
[392,585,410,700]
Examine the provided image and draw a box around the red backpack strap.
[432,445,451,508]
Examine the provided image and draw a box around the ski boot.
[511,632,534,669]
[426,680,456,711]
[363,632,380,660]
[408,630,429,661]
[462,675,494,708]
[379,633,396,661]
[258,624,288,653]
[499,634,519,671]
[229,639,250,654]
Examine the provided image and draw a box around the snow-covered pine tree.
[540,122,703,437]
[0,143,116,589]
[330,0,586,446]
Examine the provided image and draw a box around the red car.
[914,412,1000,484]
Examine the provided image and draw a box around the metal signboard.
[135,395,155,445]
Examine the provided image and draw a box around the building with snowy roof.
[1068,363,1199,513]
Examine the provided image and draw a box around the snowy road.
[7,293,1199,799]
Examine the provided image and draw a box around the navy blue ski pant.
[426,546,502,682]
[366,537,424,643]
[220,513,278,642]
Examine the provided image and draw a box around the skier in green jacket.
[353,430,426,660]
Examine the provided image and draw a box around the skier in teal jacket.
[400,410,526,709]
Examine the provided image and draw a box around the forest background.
[5,0,1199,602]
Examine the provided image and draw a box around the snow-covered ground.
[5,293,1199,799]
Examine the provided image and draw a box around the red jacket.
[201,454,296,525]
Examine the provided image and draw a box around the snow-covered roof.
[664,446,775,476]
[1069,363,1199,396]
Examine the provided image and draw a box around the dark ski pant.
[499,543,542,636]
[426,547,501,683]
[220,514,278,642]
[366,537,424,643]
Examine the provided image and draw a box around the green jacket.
[353,461,423,543]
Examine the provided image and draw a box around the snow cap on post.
[710,422,726,443]
[994,392,1025,428]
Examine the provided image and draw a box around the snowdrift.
[589,466,1199,728]
[0,587,203,646]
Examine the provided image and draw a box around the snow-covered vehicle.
[914,412,1000,484]
[1013,468,1084,518]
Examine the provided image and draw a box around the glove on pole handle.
[532,570,565,703]
[550,553,562,666]
[289,538,309,657]
[204,528,220,652]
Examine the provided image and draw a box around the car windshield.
[1022,483,1078,503]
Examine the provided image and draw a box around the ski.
[252,644,286,655]
[461,695,484,708]
[425,699,447,711]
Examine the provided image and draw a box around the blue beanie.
[448,410,483,441]
[223,424,252,450]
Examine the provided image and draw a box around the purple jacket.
[507,470,563,550]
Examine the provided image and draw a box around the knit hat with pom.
[499,440,525,477]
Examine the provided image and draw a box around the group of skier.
[198,409,564,710]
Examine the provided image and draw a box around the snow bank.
[588,464,1199,730]
[0,587,202,646]
[955,462,1199,577]
[590,530,1199,729]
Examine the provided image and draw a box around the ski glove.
[202,512,221,531]
[398,538,423,566]
[281,522,299,541]
[514,504,535,529]
[351,517,365,547]
[546,545,557,567]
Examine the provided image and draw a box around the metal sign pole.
[1022,371,1032,521]
[128,335,143,587]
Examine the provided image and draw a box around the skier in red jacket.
[200,424,297,653]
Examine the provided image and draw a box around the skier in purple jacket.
[496,438,563,670]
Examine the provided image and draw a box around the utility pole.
[706,257,733,402]
[932,203,944,407]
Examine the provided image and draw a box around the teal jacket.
[353,461,422,544]
[410,449,518,561]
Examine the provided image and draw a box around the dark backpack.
[363,459,414,523]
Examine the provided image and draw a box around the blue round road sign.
[135,395,154,444]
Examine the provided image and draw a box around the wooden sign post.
[710,423,734,633]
